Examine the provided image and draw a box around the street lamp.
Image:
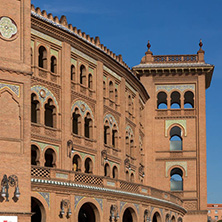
[124,157,131,170]
[60,199,72,218]
[110,205,119,222]
[67,140,74,158]
[144,209,151,222]
[101,150,108,165]
[1,174,20,202]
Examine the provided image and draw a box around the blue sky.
[31,0,222,203]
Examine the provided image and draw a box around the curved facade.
[0,1,214,222]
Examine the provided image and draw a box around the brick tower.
[0,0,31,221]
[132,41,214,222]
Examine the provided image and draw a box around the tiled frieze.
[31,85,59,112]
[0,82,20,97]
[165,119,187,136]
[165,161,187,177]
[71,100,94,120]
[38,192,50,207]
[156,84,195,92]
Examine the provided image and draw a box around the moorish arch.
[122,207,137,222]
[121,205,137,222]
[31,196,47,222]
[152,211,162,222]
[76,198,101,222]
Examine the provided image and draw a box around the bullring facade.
[0,0,214,222]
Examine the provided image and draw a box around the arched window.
[128,95,132,114]
[31,145,40,166]
[44,99,56,128]
[130,173,134,182]
[80,65,86,85]
[157,91,167,109]
[112,166,118,179]
[170,168,183,191]
[171,216,176,222]
[73,154,81,171]
[171,91,181,109]
[152,212,161,222]
[126,171,129,181]
[44,148,56,168]
[112,124,118,148]
[31,48,33,66]
[184,91,194,108]
[130,138,134,157]
[85,158,93,173]
[104,120,110,145]
[71,65,75,81]
[72,108,81,135]
[115,88,118,103]
[50,56,57,73]
[31,93,40,123]
[125,135,130,155]
[103,81,106,97]
[170,126,182,151]
[88,73,93,89]
[104,163,110,177]
[84,113,93,139]
[38,46,47,69]
[109,81,114,100]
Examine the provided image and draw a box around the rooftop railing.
[153,55,197,63]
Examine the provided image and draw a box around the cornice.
[0,66,32,76]
[31,11,149,101]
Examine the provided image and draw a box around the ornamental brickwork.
[0,0,214,222]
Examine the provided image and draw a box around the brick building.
[208,204,222,221]
[0,0,214,221]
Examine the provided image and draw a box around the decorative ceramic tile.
[31,85,59,112]
[0,17,17,39]
[56,173,68,179]
[75,196,84,208]
[31,140,59,156]
[165,161,187,177]
[88,68,94,75]
[0,82,20,97]
[165,119,187,136]
[156,84,195,92]
[38,192,50,207]
[126,125,134,138]
[71,58,77,66]
[104,114,118,130]
[71,100,94,120]
[95,198,103,210]
[71,47,97,65]
[31,28,62,46]
[50,49,58,58]
[103,65,121,81]
[120,202,126,212]
[134,203,139,214]
[78,151,95,162]
[126,81,136,95]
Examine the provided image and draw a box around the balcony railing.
[156,108,195,117]
[31,166,183,206]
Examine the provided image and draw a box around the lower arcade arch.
[31,197,46,222]
[152,211,161,222]
[122,207,137,222]
[78,202,100,222]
